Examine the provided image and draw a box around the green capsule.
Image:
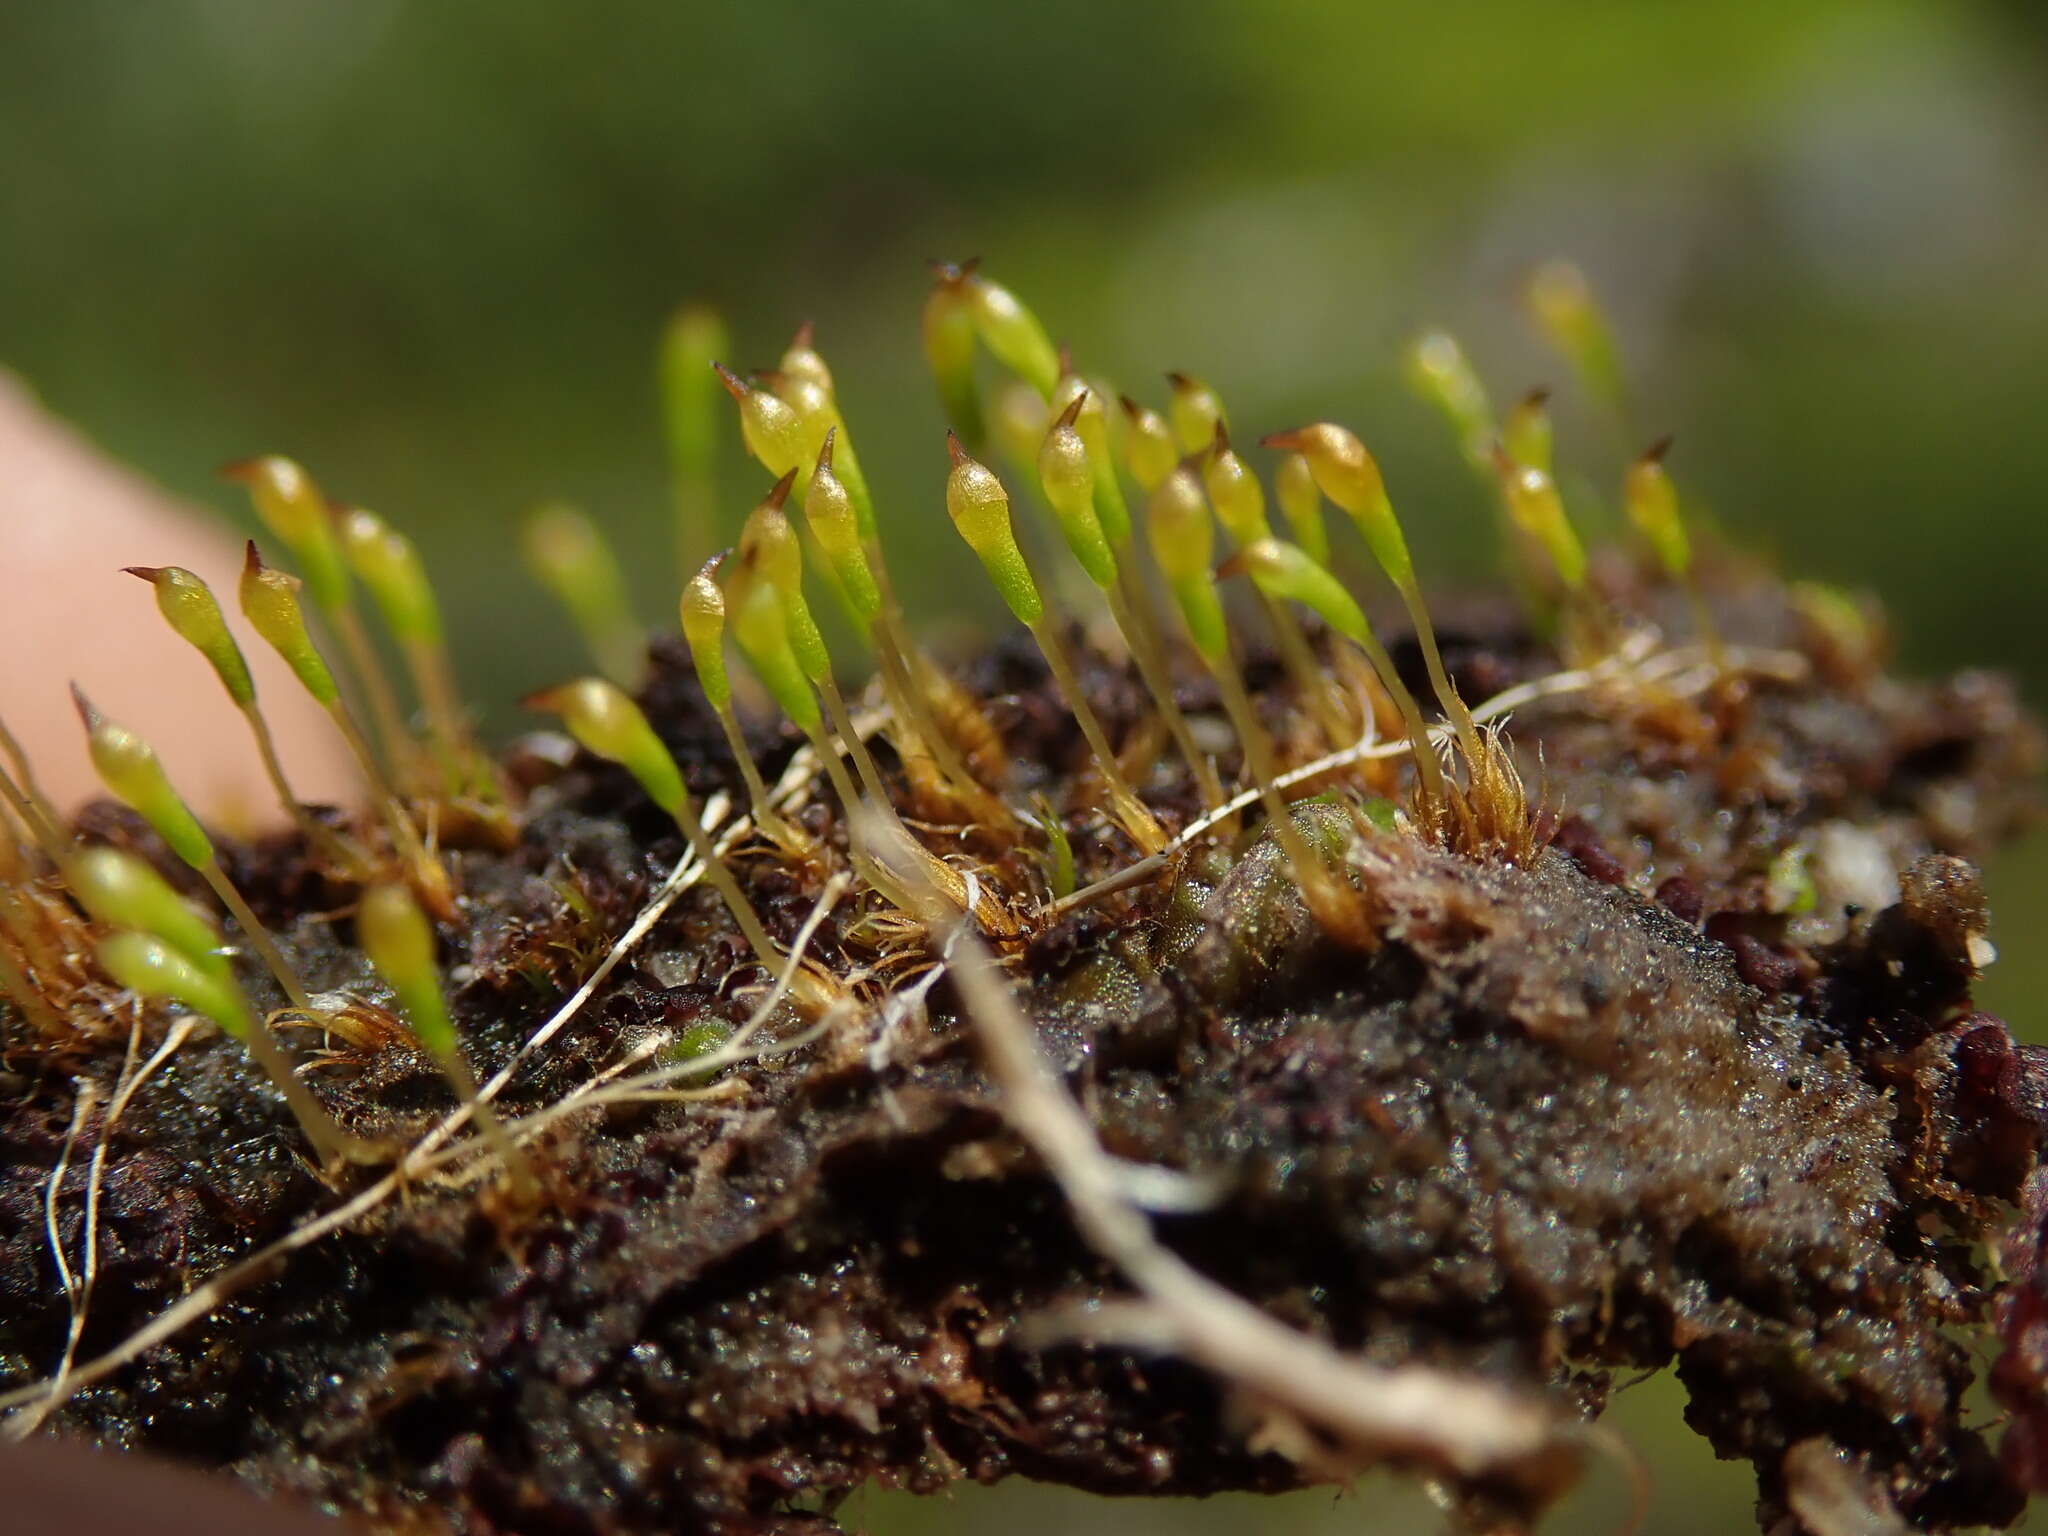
[1272,453,1330,567]
[1493,451,1588,593]
[1525,260,1627,417]
[1404,331,1494,469]
[221,456,350,614]
[339,507,442,646]
[679,555,734,717]
[1624,438,1689,578]
[1220,539,1370,649]
[715,364,808,480]
[68,846,224,975]
[739,475,832,685]
[779,321,834,398]
[1050,373,1131,547]
[1260,423,1415,592]
[803,432,881,629]
[356,881,458,1062]
[1036,395,1118,590]
[965,271,1061,398]
[123,566,255,708]
[1202,425,1272,547]
[73,687,213,871]
[923,266,984,445]
[519,502,644,689]
[238,543,340,707]
[944,436,1043,627]
[1502,389,1554,478]
[725,562,826,736]
[525,678,688,820]
[1119,396,1179,492]
[97,931,253,1040]
[661,305,730,485]
[1165,372,1226,456]
[1147,467,1226,663]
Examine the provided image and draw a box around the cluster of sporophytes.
[7,256,2043,1533]
[0,255,1698,1154]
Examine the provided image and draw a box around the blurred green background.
[3,1,2043,1529]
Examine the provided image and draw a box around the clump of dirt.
[0,566,2041,1534]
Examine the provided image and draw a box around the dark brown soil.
[1,565,2041,1534]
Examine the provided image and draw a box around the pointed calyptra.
[123,566,255,708]
[238,544,341,707]
[1623,438,1689,579]
[1202,424,1272,547]
[221,456,350,614]
[679,556,736,717]
[74,686,214,871]
[945,436,1043,627]
[803,432,882,628]
[1036,395,1118,590]
[1273,453,1330,567]
[1165,372,1225,456]
[714,363,808,481]
[1049,373,1131,547]
[779,321,834,399]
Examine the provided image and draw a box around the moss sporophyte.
[0,259,2043,1536]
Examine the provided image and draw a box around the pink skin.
[0,374,355,824]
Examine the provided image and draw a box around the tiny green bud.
[945,436,1043,626]
[923,265,984,444]
[523,678,687,820]
[1492,448,1588,592]
[660,304,730,486]
[238,543,340,707]
[965,270,1061,398]
[69,846,224,974]
[1165,371,1226,456]
[1219,539,1370,650]
[519,502,643,687]
[679,555,733,716]
[1037,395,1117,590]
[220,456,350,614]
[1502,389,1554,478]
[123,566,254,708]
[1403,331,1494,468]
[1118,396,1179,492]
[1146,467,1226,662]
[803,432,881,628]
[1202,424,1271,547]
[1623,437,1689,578]
[339,507,442,646]
[1272,453,1330,567]
[1260,423,1415,591]
[715,364,808,478]
[73,687,214,871]
[97,931,253,1040]
[356,881,458,1062]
